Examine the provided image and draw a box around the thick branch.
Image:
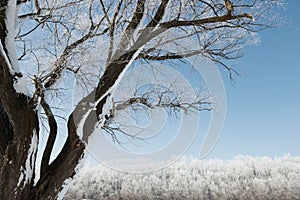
[160,13,253,29]
[146,0,169,28]
[95,50,138,102]
[40,50,142,189]
[113,0,145,61]
[131,12,253,57]
[125,0,145,31]
[40,97,57,177]
[34,117,84,199]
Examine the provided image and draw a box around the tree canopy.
[0,0,284,199]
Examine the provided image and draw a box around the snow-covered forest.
[65,155,300,199]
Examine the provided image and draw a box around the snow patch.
[0,41,15,75]
[56,177,73,200]
[76,108,93,140]
[16,168,24,187]
[19,130,38,188]
[0,41,30,96]
[4,0,20,73]
[13,76,31,96]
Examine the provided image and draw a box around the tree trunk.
[0,0,83,197]
[0,54,85,199]
[0,10,125,198]
[0,55,39,198]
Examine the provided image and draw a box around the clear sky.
[193,0,300,159]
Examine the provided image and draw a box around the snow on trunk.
[2,0,31,96]
[16,130,38,189]
[0,41,15,75]
[76,109,94,140]
[4,0,19,73]
[13,76,31,96]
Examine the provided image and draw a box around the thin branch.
[99,0,111,26]
[198,0,219,16]
[106,0,123,64]
[34,0,41,15]
[43,28,109,88]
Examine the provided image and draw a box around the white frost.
[65,155,300,199]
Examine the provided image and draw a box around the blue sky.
[198,0,300,159]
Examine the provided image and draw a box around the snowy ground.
[65,155,300,200]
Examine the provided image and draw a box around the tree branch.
[160,13,253,29]
[199,0,219,16]
[146,0,169,28]
[125,0,145,31]
[43,28,109,88]
[106,0,123,64]
[113,0,145,61]
[39,97,57,177]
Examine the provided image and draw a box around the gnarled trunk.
[0,56,85,199]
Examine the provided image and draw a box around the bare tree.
[0,0,284,199]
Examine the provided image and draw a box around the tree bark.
[0,55,39,199]
[0,40,85,200]
[0,102,13,158]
